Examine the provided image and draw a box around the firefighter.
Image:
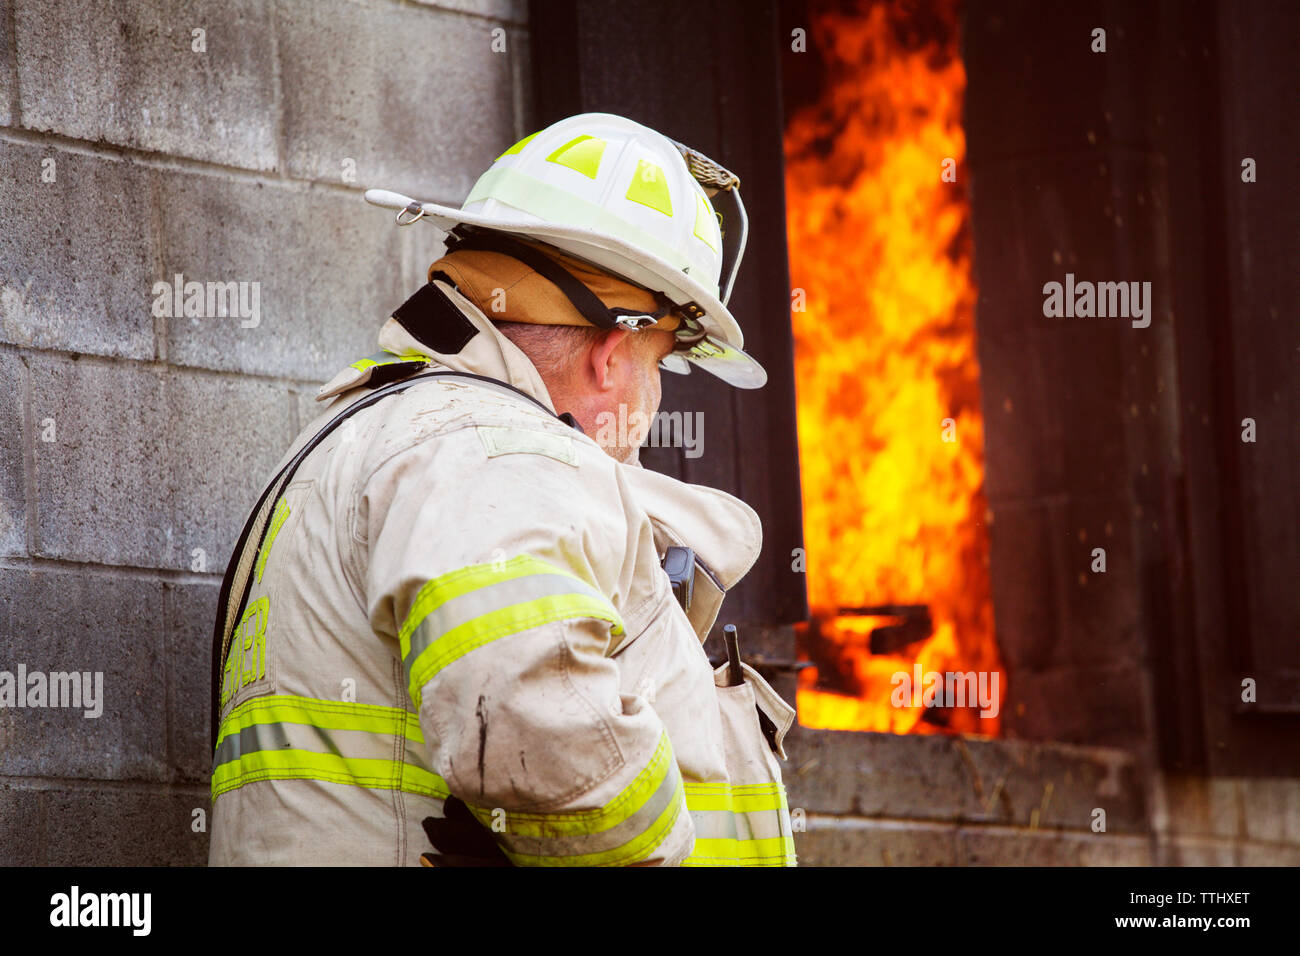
[208,113,796,866]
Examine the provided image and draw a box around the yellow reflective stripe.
[216,694,425,743]
[682,781,786,813]
[349,349,430,371]
[254,496,291,583]
[545,134,606,179]
[625,160,673,216]
[399,555,624,708]
[682,836,795,867]
[410,592,621,694]
[500,778,683,868]
[472,732,672,838]
[479,737,684,867]
[212,694,447,801]
[497,130,539,159]
[213,750,446,799]
[694,193,719,251]
[681,780,797,867]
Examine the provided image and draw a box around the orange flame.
[784,0,1003,735]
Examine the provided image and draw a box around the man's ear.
[587,328,632,391]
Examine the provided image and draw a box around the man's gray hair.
[494,321,606,381]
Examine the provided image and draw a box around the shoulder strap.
[209,369,560,750]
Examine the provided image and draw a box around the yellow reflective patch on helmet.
[497,130,539,160]
[694,194,719,252]
[546,135,607,180]
[625,160,673,217]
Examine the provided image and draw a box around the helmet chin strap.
[446,228,672,331]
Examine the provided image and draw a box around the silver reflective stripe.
[402,572,610,673]
[492,759,684,861]
[691,807,788,842]
[216,720,400,766]
[214,714,435,778]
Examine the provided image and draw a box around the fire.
[784,0,1003,735]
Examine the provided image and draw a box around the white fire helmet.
[365,112,766,389]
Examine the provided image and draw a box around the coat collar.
[316,278,556,411]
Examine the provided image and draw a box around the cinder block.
[1160,774,1244,841]
[0,784,44,865]
[960,737,1146,834]
[957,826,1151,866]
[1239,842,1300,866]
[162,369,295,572]
[43,786,211,866]
[14,0,276,170]
[795,816,958,866]
[164,580,219,784]
[29,356,165,566]
[153,168,432,381]
[784,727,987,821]
[1238,777,1300,845]
[0,141,157,359]
[277,0,517,199]
[785,725,1147,834]
[1161,838,1239,866]
[0,566,168,782]
[0,351,27,556]
[29,356,292,570]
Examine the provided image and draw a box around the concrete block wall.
[784,728,1300,865]
[785,727,1154,866]
[0,0,531,865]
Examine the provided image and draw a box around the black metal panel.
[529,0,809,629]
[964,0,1300,773]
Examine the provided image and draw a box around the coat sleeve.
[357,423,694,866]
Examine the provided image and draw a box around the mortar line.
[147,147,168,365]
[0,341,329,394]
[0,553,223,586]
[269,0,288,181]
[161,575,177,779]
[0,126,461,204]
[0,775,210,794]
[803,812,1151,840]
[3,0,19,123]
[19,352,37,555]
